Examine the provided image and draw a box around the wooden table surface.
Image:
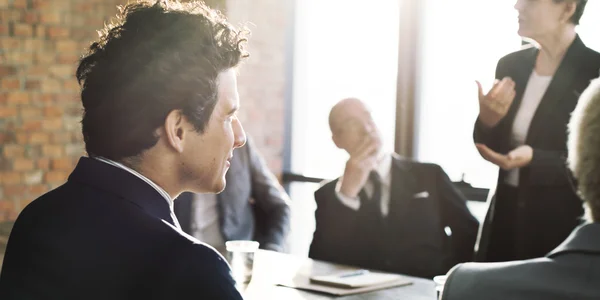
[240,250,437,300]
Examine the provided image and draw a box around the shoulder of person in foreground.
[155,237,243,299]
[442,257,559,300]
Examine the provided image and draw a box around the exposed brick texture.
[0,0,123,221]
[0,0,288,221]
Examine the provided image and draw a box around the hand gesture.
[475,143,533,170]
[477,77,516,128]
[339,136,381,198]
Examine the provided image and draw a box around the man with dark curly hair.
[0,1,248,299]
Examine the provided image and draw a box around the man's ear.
[164,110,186,153]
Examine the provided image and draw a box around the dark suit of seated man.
[309,98,479,279]
[441,77,600,300]
[0,1,249,299]
[175,137,291,253]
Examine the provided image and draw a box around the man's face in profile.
[181,69,247,194]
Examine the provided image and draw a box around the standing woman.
[474,0,600,262]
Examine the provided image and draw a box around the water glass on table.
[225,240,260,284]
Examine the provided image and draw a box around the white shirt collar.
[93,157,173,209]
[375,153,393,181]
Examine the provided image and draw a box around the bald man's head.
[328,98,370,134]
[328,98,381,156]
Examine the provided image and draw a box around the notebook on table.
[277,269,413,296]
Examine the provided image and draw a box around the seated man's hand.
[339,136,381,198]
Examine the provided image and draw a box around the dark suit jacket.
[474,35,600,261]
[0,157,242,300]
[309,155,479,279]
[443,223,600,300]
[175,138,291,251]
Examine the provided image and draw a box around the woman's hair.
[76,0,248,161]
[554,0,587,25]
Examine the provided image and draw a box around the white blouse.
[505,71,553,187]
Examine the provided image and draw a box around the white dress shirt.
[505,71,553,187]
[190,193,226,251]
[335,154,393,217]
[93,157,181,229]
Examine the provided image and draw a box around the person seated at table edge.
[309,98,479,279]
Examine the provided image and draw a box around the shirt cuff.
[335,178,361,211]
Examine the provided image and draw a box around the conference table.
[238,250,438,299]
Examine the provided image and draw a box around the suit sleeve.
[334,178,361,210]
[441,263,474,300]
[442,261,522,300]
[437,166,479,264]
[158,246,243,299]
[308,181,364,265]
[246,138,291,252]
[526,148,573,186]
[473,57,509,153]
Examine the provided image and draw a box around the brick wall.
[0,0,123,221]
[0,0,289,221]
[225,0,289,174]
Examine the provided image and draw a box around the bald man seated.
[309,98,479,279]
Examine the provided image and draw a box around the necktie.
[364,171,382,217]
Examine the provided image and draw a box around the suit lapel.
[526,36,586,145]
[216,147,249,240]
[388,157,418,219]
[498,47,537,149]
[509,47,537,117]
[216,185,231,240]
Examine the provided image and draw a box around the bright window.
[578,0,600,51]
[416,0,522,188]
[416,0,600,189]
[288,0,400,256]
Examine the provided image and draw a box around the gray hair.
[567,76,600,222]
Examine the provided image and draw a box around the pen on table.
[339,269,370,278]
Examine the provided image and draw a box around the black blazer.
[0,157,242,300]
[474,36,600,260]
[309,155,479,279]
[443,223,600,300]
[175,137,291,251]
